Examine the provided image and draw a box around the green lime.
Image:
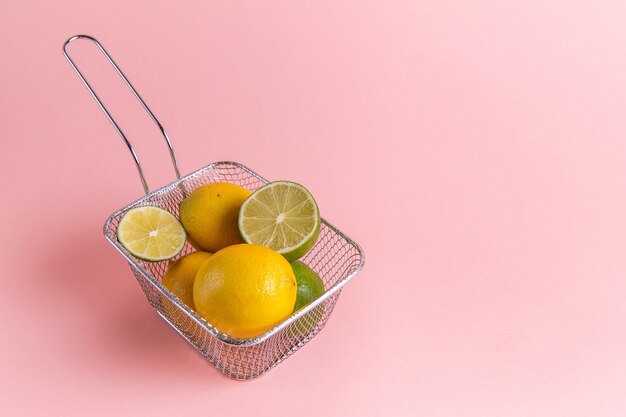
[238,181,320,261]
[290,260,325,337]
[292,260,325,311]
[117,206,186,262]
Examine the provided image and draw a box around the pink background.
[2,1,626,415]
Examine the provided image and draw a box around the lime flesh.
[238,181,320,261]
[117,206,186,262]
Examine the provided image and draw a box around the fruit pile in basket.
[116,181,325,339]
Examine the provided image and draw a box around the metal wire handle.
[63,35,181,195]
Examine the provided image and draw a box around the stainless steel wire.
[104,161,364,379]
[63,35,181,194]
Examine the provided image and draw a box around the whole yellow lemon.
[162,251,213,310]
[179,182,251,252]
[193,244,297,339]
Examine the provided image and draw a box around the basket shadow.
[41,223,228,383]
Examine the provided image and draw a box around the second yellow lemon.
[179,182,251,252]
[193,244,297,339]
[162,251,213,310]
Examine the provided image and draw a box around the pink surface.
[2,1,626,415]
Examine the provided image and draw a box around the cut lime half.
[117,206,186,262]
[238,181,320,261]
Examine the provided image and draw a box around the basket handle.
[63,35,181,195]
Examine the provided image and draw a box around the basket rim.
[103,160,365,346]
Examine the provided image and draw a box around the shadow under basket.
[104,161,365,380]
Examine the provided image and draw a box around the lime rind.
[238,181,320,261]
[117,206,186,262]
[289,260,325,336]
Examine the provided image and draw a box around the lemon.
[193,244,297,339]
[238,181,320,261]
[162,251,213,310]
[117,206,186,262]
[179,182,251,252]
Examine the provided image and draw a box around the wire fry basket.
[63,35,365,380]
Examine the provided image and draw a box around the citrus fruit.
[290,261,325,336]
[238,181,320,261]
[117,206,186,262]
[162,251,213,310]
[179,182,251,252]
[193,244,297,339]
[292,261,325,311]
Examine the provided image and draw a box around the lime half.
[238,181,320,261]
[117,206,186,262]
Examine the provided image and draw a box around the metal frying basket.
[63,35,365,380]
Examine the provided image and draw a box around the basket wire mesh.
[64,35,365,380]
